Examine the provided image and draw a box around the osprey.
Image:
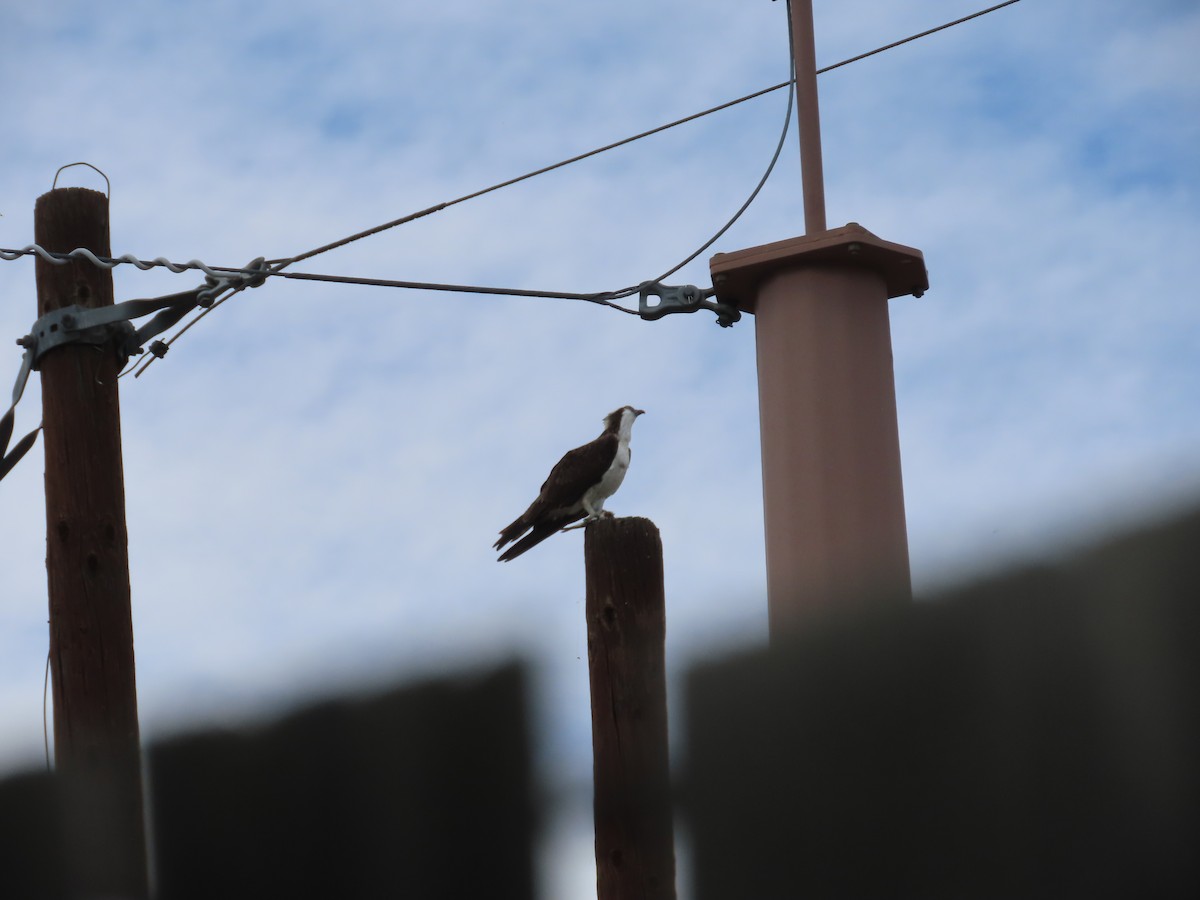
[494,406,645,562]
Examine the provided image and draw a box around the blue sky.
[3,0,1199,893]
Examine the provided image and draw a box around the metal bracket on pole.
[16,256,269,370]
[2,257,268,484]
[19,305,136,369]
[638,282,742,328]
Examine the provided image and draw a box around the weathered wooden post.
[584,516,676,900]
[34,185,148,898]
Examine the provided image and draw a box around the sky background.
[2,0,1198,894]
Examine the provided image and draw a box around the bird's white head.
[605,405,645,439]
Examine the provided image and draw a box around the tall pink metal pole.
[710,3,927,634]
[790,0,826,234]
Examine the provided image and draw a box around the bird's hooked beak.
[633,408,645,417]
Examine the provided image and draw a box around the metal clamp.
[3,256,270,483]
[197,256,268,307]
[638,282,742,327]
[15,255,271,371]
[18,306,135,370]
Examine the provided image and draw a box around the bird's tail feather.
[494,518,528,552]
[496,514,585,561]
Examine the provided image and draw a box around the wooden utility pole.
[710,0,928,633]
[584,517,676,900]
[34,186,148,898]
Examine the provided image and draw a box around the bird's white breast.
[580,439,630,514]
[596,442,630,499]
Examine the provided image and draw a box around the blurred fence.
[2,508,1197,898]
[686,506,1199,899]
[1,666,535,900]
